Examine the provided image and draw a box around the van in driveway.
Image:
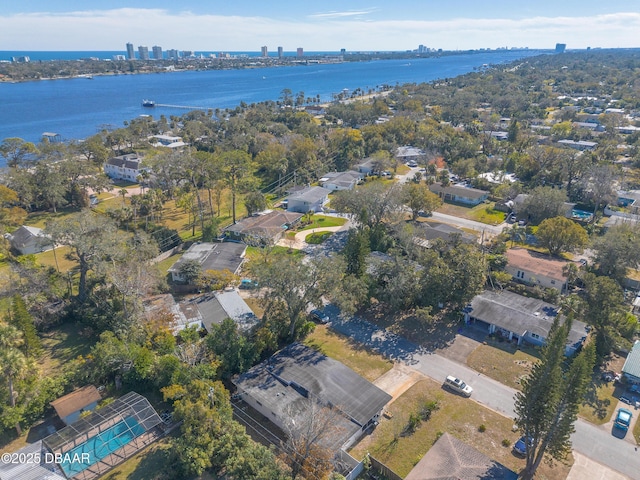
[444,375,473,397]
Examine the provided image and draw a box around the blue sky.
[2,1,639,51]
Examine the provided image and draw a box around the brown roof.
[50,385,101,419]
[225,211,303,239]
[506,248,568,282]
[405,432,517,480]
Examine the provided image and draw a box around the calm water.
[0,50,547,165]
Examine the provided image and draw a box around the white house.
[104,154,147,182]
[150,135,186,149]
[319,171,362,191]
[464,290,587,356]
[428,183,489,206]
[6,225,53,255]
[286,186,331,213]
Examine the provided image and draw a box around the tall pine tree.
[514,317,595,479]
[9,294,41,358]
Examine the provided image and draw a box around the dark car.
[310,309,329,324]
[513,436,532,456]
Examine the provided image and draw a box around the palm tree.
[119,188,128,206]
[0,323,28,435]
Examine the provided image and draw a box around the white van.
[444,375,473,397]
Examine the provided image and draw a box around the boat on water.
[142,100,155,107]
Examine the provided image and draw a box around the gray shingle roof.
[405,432,518,480]
[234,343,391,441]
[168,242,246,275]
[467,290,588,347]
[286,186,331,204]
[429,183,489,200]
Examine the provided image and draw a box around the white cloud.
[0,9,638,51]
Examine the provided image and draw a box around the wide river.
[0,50,546,161]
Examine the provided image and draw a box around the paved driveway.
[325,306,640,480]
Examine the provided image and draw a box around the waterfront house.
[104,154,147,182]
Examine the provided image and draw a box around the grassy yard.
[304,325,393,382]
[40,321,95,376]
[578,379,617,425]
[466,340,541,390]
[33,246,77,274]
[437,201,506,225]
[154,252,182,276]
[292,214,347,232]
[349,378,571,479]
[305,231,333,244]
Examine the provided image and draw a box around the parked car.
[239,279,259,289]
[513,435,532,456]
[614,408,633,433]
[443,375,473,397]
[417,210,432,218]
[310,309,329,324]
[407,160,418,167]
[506,213,516,223]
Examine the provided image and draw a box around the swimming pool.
[59,416,145,477]
[572,209,593,220]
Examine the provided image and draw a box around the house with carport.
[464,290,588,356]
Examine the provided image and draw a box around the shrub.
[478,424,486,433]
[420,400,440,421]
[502,439,511,447]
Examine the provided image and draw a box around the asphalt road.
[325,306,640,480]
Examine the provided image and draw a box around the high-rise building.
[340,48,346,55]
[126,42,135,60]
[296,47,304,57]
[152,46,163,60]
[138,46,150,60]
[261,46,268,57]
[555,43,566,53]
[166,49,179,60]
[113,54,126,61]
[277,46,283,58]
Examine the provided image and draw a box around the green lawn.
[293,214,347,232]
[436,201,506,225]
[466,340,541,390]
[349,378,571,480]
[305,231,333,244]
[578,378,617,425]
[40,321,95,376]
[155,252,182,275]
[34,246,78,274]
[304,325,392,382]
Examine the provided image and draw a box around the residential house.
[183,290,258,332]
[168,242,246,284]
[616,190,640,215]
[622,340,640,385]
[50,385,102,426]
[104,153,147,182]
[286,186,331,213]
[5,225,53,255]
[0,441,66,480]
[505,248,569,293]
[405,432,517,480]
[512,194,575,219]
[557,139,598,151]
[150,134,186,149]
[143,293,202,334]
[304,105,326,116]
[395,145,425,164]
[464,290,588,356]
[355,158,375,175]
[428,183,489,206]
[233,343,391,451]
[224,210,303,244]
[413,222,477,248]
[319,171,362,191]
[484,130,510,141]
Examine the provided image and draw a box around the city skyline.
[1,1,639,51]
